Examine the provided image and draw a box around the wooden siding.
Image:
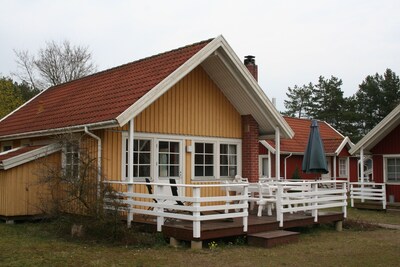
[0,153,60,217]
[371,124,400,154]
[134,66,242,138]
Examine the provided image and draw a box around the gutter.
[84,126,102,200]
[0,120,118,141]
[284,153,293,179]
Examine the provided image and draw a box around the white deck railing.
[273,180,348,227]
[349,182,386,209]
[103,181,248,238]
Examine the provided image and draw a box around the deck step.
[247,230,299,248]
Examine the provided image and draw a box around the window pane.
[195,154,204,164]
[159,141,169,152]
[133,165,138,177]
[220,144,228,154]
[205,155,213,164]
[140,140,151,151]
[229,155,237,165]
[220,166,228,176]
[133,140,138,151]
[159,165,168,177]
[159,153,168,164]
[139,166,150,177]
[229,144,237,154]
[195,166,203,176]
[205,166,213,176]
[195,143,204,153]
[229,166,237,177]
[170,166,179,177]
[205,143,213,153]
[387,158,396,166]
[170,142,179,153]
[170,154,179,164]
[220,155,228,165]
[134,152,138,164]
[139,153,150,164]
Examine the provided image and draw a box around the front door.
[156,139,184,195]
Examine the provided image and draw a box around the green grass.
[0,208,399,266]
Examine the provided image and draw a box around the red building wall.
[370,124,400,202]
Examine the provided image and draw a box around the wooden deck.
[132,210,345,242]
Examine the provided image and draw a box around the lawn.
[0,208,399,267]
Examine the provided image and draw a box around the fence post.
[127,183,133,228]
[192,186,201,238]
[382,185,387,210]
[276,184,284,227]
[242,185,248,232]
[156,184,164,232]
[350,183,354,207]
[312,183,318,223]
[342,182,347,218]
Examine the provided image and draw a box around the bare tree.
[13,40,97,90]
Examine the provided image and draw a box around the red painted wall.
[369,124,400,202]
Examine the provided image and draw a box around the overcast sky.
[1,0,399,111]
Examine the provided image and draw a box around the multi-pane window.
[65,143,79,178]
[158,141,180,178]
[123,139,151,179]
[339,158,347,177]
[194,142,214,178]
[220,144,238,177]
[386,157,400,183]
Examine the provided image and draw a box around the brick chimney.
[244,55,258,81]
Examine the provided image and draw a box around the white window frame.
[338,157,348,178]
[121,133,153,181]
[1,141,13,152]
[219,142,239,179]
[192,141,216,180]
[259,155,270,178]
[62,141,80,179]
[383,154,400,184]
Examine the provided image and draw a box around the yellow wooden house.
[0,35,293,221]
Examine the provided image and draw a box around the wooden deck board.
[132,211,344,241]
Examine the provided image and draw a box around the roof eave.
[0,120,118,141]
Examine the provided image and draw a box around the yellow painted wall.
[0,153,60,217]
[135,66,242,138]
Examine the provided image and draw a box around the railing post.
[312,183,318,223]
[127,183,133,228]
[382,185,387,210]
[342,182,347,218]
[242,185,248,232]
[350,183,354,207]
[193,187,201,238]
[276,184,284,227]
[156,184,164,232]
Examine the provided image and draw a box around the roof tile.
[0,39,213,137]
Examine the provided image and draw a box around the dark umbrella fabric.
[302,119,329,174]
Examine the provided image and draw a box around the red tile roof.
[0,145,45,162]
[266,117,345,154]
[0,39,213,137]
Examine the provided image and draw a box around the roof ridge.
[45,37,215,91]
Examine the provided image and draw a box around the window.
[158,141,179,178]
[64,142,79,178]
[339,158,348,177]
[1,141,12,152]
[220,144,238,178]
[194,142,214,178]
[123,138,151,179]
[386,157,400,183]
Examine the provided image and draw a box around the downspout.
[84,126,102,199]
[284,153,292,180]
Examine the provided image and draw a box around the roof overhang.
[335,136,353,155]
[259,140,276,154]
[0,120,118,142]
[117,35,294,139]
[0,143,61,170]
[350,104,400,155]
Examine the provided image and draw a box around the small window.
[123,138,152,179]
[339,158,347,177]
[2,145,12,152]
[220,144,238,178]
[194,142,214,178]
[64,142,79,178]
[386,157,400,183]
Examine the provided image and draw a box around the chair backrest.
[145,178,157,203]
[169,178,184,206]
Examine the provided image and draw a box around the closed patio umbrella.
[302,119,329,174]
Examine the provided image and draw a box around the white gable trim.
[259,140,276,154]
[1,143,61,170]
[350,104,400,154]
[335,137,354,155]
[116,35,294,139]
